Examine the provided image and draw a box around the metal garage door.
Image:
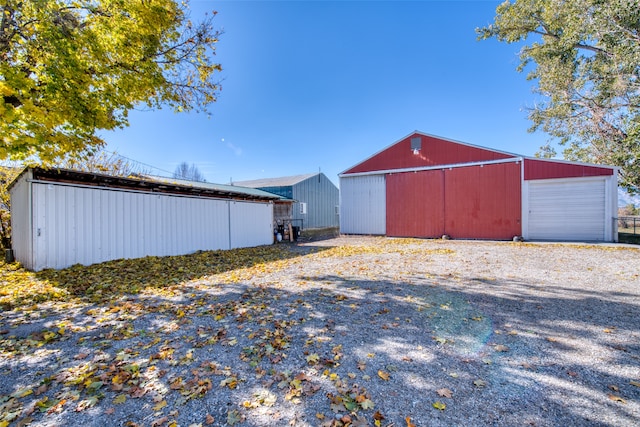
[528,178,606,241]
[339,175,386,235]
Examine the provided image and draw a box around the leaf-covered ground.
[0,237,639,427]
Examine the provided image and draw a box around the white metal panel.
[339,175,386,235]
[30,183,240,270]
[9,171,34,270]
[526,178,607,241]
[230,201,273,249]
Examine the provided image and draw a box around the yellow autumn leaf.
[153,400,167,411]
[432,401,446,410]
[377,370,390,381]
[11,387,33,398]
[113,394,126,404]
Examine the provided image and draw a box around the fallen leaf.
[205,414,215,425]
[153,400,167,411]
[608,385,619,392]
[151,417,168,427]
[377,370,390,381]
[360,398,375,410]
[227,410,243,426]
[316,413,325,420]
[567,371,578,377]
[608,394,626,404]
[114,394,127,404]
[406,416,416,427]
[630,381,640,388]
[436,388,453,398]
[473,379,487,387]
[494,345,509,352]
[432,401,446,410]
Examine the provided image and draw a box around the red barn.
[339,131,618,242]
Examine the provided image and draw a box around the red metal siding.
[345,134,513,174]
[386,170,445,237]
[524,159,614,180]
[385,163,522,240]
[444,162,522,239]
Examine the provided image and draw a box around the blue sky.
[104,0,548,186]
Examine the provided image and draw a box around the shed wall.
[25,182,272,271]
[230,201,274,248]
[9,170,33,269]
[292,174,339,229]
[339,175,386,235]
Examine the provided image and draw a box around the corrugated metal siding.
[230,201,274,249]
[292,174,339,228]
[339,175,386,235]
[524,159,614,180]
[386,170,445,237]
[527,178,606,241]
[26,182,273,271]
[385,163,521,239]
[9,170,33,269]
[258,186,294,199]
[444,162,521,239]
[345,134,513,174]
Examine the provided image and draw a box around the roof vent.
[411,137,421,155]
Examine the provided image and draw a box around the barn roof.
[12,167,283,202]
[233,173,319,188]
[340,130,618,176]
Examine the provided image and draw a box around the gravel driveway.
[1,237,639,427]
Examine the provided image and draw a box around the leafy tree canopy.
[478,0,640,193]
[0,0,221,164]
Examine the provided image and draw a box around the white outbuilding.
[9,167,281,271]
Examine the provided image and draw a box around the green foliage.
[0,0,222,164]
[478,0,640,193]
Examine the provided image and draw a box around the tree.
[0,0,222,164]
[173,162,206,182]
[477,0,640,193]
[0,165,20,249]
